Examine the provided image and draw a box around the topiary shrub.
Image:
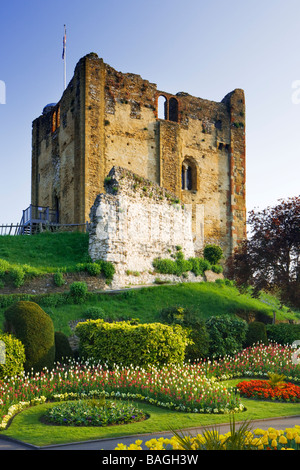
[244,321,268,347]
[0,332,26,379]
[54,331,73,363]
[75,320,190,368]
[4,301,55,373]
[158,305,210,361]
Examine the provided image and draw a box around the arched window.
[169,97,178,122]
[158,95,167,119]
[181,158,197,191]
[157,95,179,122]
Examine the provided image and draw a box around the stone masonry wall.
[31,53,246,261]
[88,167,196,287]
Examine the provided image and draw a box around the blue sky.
[0,0,299,224]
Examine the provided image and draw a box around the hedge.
[266,323,300,346]
[75,320,190,368]
[0,332,26,379]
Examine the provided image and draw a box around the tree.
[227,196,300,307]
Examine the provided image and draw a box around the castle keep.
[31,53,246,258]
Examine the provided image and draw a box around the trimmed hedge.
[75,320,190,368]
[266,323,300,346]
[0,332,26,379]
[4,301,55,373]
[158,306,210,360]
[205,315,248,358]
[244,321,268,347]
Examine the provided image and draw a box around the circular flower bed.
[42,399,147,427]
[236,380,300,402]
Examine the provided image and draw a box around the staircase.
[17,205,58,235]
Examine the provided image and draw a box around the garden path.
[1,415,300,450]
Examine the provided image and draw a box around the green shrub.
[244,321,268,347]
[69,282,88,304]
[159,306,210,360]
[53,271,65,287]
[76,260,115,282]
[204,245,223,265]
[266,323,300,346]
[189,257,211,276]
[84,306,106,320]
[0,332,26,379]
[99,261,115,281]
[0,259,10,278]
[4,301,55,372]
[205,315,248,358]
[86,263,102,277]
[75,320,190,368]
[54,331,73,363]
[10,266,25,287]
[211,264,223,274]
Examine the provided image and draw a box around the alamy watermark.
[0,80,6,104]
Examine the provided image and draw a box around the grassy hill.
[0,232,89,272]
[0,232,299,336]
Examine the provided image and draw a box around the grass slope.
[38,282,298,336]
[0,232,89,272]
[0,232,298,335]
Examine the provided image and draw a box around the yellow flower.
[286,431,294,441]
[279,435,288,445]
[254,428,265,435]
[115,443,128,450]
[271,439,278,448]
[294,435,300,444]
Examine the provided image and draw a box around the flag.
[62,25,66,60]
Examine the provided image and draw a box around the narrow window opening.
[158,95,167,119]
[181,159,197,191]
[169,97,178,122]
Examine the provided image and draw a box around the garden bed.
[236,379,300,402]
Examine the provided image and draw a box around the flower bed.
[42,399,147,427]
[236,379,300,402]
[203,342,300,382]
[0,361,244,429]
[1,342,300,431]
[115,425,300,450]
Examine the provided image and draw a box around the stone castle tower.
[31,53,246,258]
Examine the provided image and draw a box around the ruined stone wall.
[31,58,85,224]
[89,167,195,286]
[31,53,246,258]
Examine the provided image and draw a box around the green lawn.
[0,282,298,337]
[0,232,89,272]
[3,393,300,447]
[41,282,298,336]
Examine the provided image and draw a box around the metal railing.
[0,222,90,235]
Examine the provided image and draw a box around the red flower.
[236,380,300,401]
